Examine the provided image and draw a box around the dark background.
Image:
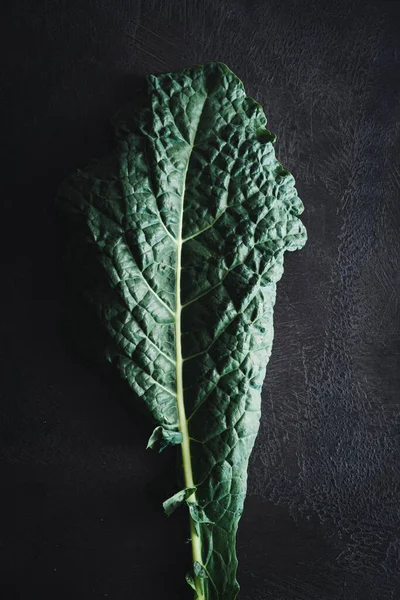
[1,1,400,599]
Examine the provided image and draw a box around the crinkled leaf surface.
[57,62,307,599]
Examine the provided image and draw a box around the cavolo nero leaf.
[56,62,307,599]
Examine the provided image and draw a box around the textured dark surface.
[1,1,399,599]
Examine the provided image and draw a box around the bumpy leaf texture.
[57,63,307,599]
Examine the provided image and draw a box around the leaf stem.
[177,238,206,594]
[174,87,208,600]
[175,173,205,600]
[175,236,205,600]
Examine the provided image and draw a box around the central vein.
[175,225,203,598]
[175,103,206,600]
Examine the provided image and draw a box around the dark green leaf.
[163,487,197,517]
[56,62,307,599]
[147,424,183,452]
[194,561,208,578]
[188,503,215,536]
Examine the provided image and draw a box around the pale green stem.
[175,173,205,600]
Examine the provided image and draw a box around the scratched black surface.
[1,1,400,599]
